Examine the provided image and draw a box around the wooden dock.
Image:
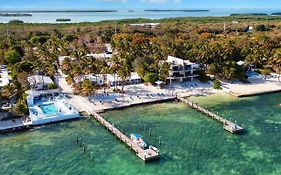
[90,112,159,161]
[63,92,160,161]
[177,97,244,134]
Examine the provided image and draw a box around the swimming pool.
[40,104,58,114]
[247,71,261,78]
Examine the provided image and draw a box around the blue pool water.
[40,104,58,114]
[247,71,261,78]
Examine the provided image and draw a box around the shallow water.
[0,93,281,175]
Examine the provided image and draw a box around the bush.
[64,34,78,42]
[4,49,22,64]
[29,35,50,45]
[143,72,158,84]
[212,80,222,90]
[48,83,58,89]
[15,102,29,115]
[255,24,269,31]
[197,70,209,82]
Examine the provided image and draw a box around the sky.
[1,0,281,10]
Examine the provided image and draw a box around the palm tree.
[272,49,281,82]
[100,65,110,94]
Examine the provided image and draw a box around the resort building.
[27,75,55,90]
[0,65,11,88]
[80,72,142,86]
[26,90,80,126]
[86,53,113,60]
[165,56,199,84]
[106,72,142,86]
[127,23,160,28]
[79,74,105,86]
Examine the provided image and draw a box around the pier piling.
[89,112,159,162]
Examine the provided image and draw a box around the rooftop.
[167,56,198,66]
[0,66,11,87]
[86,53,113,59]
[27,75,54,85]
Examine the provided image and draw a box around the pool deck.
[0,117,32,133]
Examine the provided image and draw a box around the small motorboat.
[130,133,148,149]
[149,145,159,153]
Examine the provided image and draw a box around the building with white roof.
[86,53,113,60]
[165,56,199,83]
[79,74,105,86]
[0,65,11,87]
[28,75,55,90]
[127,23,160,28]
[80,72,141,86]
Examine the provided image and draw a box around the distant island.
[0,10,117,13]
[8,19,24,24]
[230,13,268,16]
[144,9,209,12]
[271,12,281,16]
[0,13,32,17]
[56,18,71,22]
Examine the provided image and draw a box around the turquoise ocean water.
[0,93,281,175]
[0,8,281,23]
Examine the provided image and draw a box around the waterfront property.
[0,65,11,88]
[80,72,142,86]
[164,56,200,84]
[27,75,55,90]
[26,90,80,126]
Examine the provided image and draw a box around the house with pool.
[26,75,80,126]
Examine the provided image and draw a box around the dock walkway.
[177,96,244,133]
[0,117,32,133]
[58,75,159,161]
[91,112,159,161]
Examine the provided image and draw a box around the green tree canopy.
[4,49,22,64]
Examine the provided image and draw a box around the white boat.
[149,145,159,153]
[130,133,148,149]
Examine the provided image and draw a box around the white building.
[127,23,160,28]
[106,72,141,86]
[86,53,113,61]
[79,74,105,86]
[165,56,199,83]
[80,72,142,86]
[28,75,54,90]
[104,43,113,53]
[0,65,11,87]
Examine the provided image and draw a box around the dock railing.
[177,96,244,134]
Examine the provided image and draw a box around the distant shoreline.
[230,13,268,16]
[0,10,118,13]
[0,13,32,17]
[144,9,210,12]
